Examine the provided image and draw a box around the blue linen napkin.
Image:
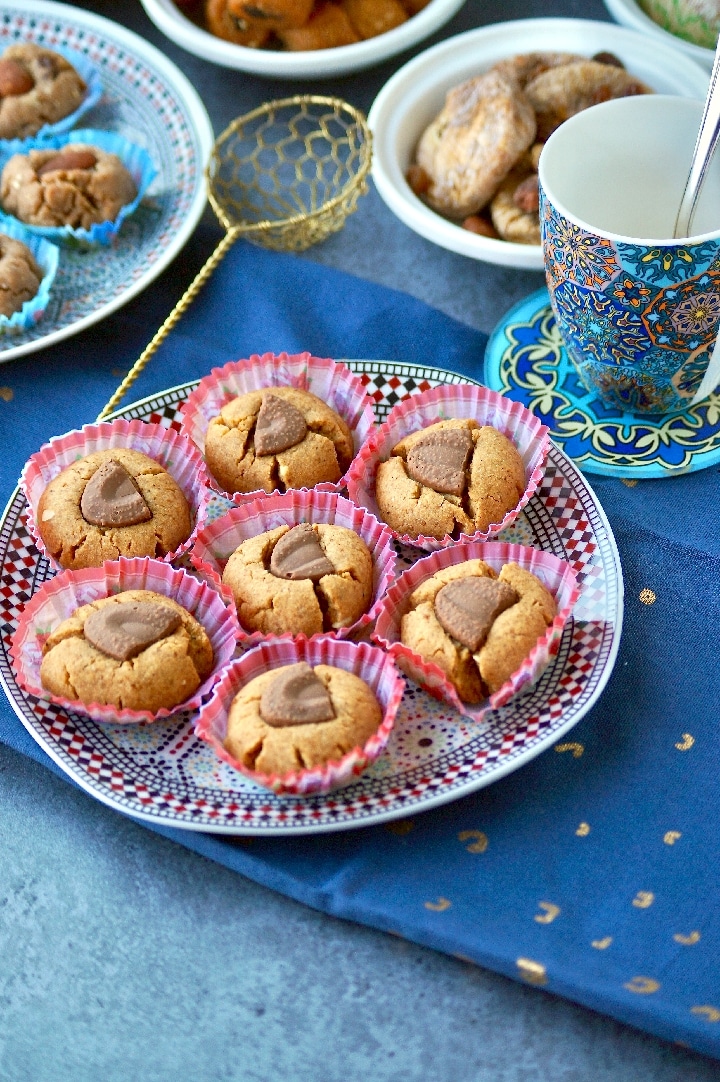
[2,242,720,1060]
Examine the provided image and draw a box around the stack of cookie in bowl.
[12,350,578,796]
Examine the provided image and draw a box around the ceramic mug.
[539,95,720,415]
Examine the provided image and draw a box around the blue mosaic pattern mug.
[539,95,720,415]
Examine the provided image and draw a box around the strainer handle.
[97,226,240,421]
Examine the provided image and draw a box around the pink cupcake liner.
[189,490,398,647]
[345,384,550,552]
[20,419,212,570]
[11,557,241,725]
[195,637,406,795]
[179,351,378,500]
[372,541,579,724]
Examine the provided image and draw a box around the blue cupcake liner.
[6,44,105,144]
[0,217,59,335]
[0,128,157,248]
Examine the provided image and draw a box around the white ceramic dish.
[604,0,714,69]
[139,0,466,78]
[368,17,710,270]
[0,1,213,364]
[0,362,623,836]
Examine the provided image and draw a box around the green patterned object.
[637,0,720,48]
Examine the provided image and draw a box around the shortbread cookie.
[374,419,526,541]
[1,144,137,230]
[401,560,557,703]
[415,69,537,218]
[204,386,355,495]
[0,233,43,317]
[37,448,193,569]
[40,589,214,713]
[224,660,382,774]
[0,44,87,140]
[222,522,373,636]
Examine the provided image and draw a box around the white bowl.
[139,0,466,78]
[603,0,714,69]
[368,17,710,270]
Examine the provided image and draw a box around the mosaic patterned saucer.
[0,1,213,363]
[485,288,720,478]
[0,363,623,836]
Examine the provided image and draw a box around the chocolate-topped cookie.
[40,589,214,714]
[37,448,193,570]
[400,559,557,703]
[222,521,373,637]
[204,386,355,495]
[224,661,382,775]
[374,418,526,541]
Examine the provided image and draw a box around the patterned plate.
[0,362,624,835]
[0,1,213,364]
[485,288,720,478]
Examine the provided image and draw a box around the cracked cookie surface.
[37,448,193,569]
[374,418,526,541]
[1,143,137,230]
[224,663,382,775]
[204,386,355,495]
[222,522,374,637]
[401,560,557,703]
[40,589,214,713]
[0,44,87,140]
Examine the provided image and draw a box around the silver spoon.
[674,35,720,239]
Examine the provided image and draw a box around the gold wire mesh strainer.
[98,95,372,420]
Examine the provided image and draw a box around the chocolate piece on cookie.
[259,661,336,727]
[434,576,518,652]
[204,386,354,495]
[80,459,153,527]
[405,427,474,497]
[84,601,182,662]
[254,393,308,456]
[269,523,335,581]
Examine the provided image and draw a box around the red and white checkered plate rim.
[0,362,624,835]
